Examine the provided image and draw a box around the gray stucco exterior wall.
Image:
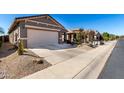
[19,22,28,48]
[19,22,27,38]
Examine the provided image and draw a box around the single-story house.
[8,14,68,48]
[66,29,103,44]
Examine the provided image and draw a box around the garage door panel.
[27,29,58,48]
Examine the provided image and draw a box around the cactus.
[18,40,24,55]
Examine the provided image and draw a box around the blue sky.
[0,14,124,35]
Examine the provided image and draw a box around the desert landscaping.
[0,41,94,79]
[0,43,51,79]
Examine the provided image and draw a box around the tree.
[75,32,82,45]
[102,32,110,41]
[109,34,116,40]
[115,35,119,39]
[79,29,87,43]
[83,30,87,43]
[74,28,84,45]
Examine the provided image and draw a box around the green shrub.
[18,40,24,55]
[102,32,110,41]
[103,37,109,41]
[75,33,82,45]
[0,41,2,48]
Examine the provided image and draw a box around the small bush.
[18,40,24,55]
[0,41,2,48]
[75,33,82,45]
[103,37,109,41]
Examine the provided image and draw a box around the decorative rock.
[33,58,44,64]
[0,71,5,79]
[37,60,44,64]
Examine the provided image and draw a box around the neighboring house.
[67,29,90,44]
[8,14,68,48]
[67,29,103,44]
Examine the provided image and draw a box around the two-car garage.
[27,28,59,48]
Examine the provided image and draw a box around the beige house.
[66,29,103,45]
[8,14,68,48]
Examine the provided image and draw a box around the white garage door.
[27,29,58,48]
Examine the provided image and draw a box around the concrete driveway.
[29,45,92,65]
[24,41,117,79]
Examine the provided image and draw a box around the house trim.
[25,19,63,28]
[25,25,61,32]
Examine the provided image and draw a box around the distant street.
[99,39,124,79]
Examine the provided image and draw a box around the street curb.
[73,41,117,79]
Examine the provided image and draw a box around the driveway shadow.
[29,44,77,50]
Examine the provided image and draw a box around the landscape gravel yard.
[0,43,51,79]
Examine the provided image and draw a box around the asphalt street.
[99,39,124,79]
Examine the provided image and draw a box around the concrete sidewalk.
[23,41,117,79]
